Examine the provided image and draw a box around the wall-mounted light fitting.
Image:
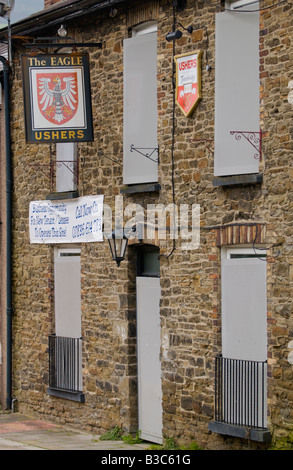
[109,7,118,17]
[166,24,193,42]
[185,26,193,34]
[108,230,128,267]
[108,226,138,266]
[57,24,67,37]
[0,0,14,18]
[0,1,14,65]
[166,30,182,42]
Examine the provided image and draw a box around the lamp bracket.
[29,159,79,190]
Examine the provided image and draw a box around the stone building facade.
[0,0,292,450]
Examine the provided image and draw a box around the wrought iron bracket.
[56,161,79,183]
[29,160,79,190]
[130,144,159,163]
[230,130,262,161]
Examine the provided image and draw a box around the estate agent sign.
[29,195,103,244]
[22,53,93,143]
[174,50,202,117]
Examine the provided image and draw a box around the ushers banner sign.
[29,195,103,244]
[174,50,202,117]
[22,53,94,143]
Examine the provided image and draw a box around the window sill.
[46,190,79,200]
[47,387,85,403]
[208,421,271,443]
[212,174,263,187]
[120,183,161,195]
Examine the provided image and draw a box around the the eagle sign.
[37,73,78,124]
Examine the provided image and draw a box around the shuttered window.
[214,2,260,176]
[53,247,82,394]
[221,248,267,362]
[123,25,158,184]
[56,142,77,192]
[54,247,81,338]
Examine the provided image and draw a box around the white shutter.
[136,276,162,443]
[123,32,158,184]
[54,248,81,338]
[56,143,77,192]
[214,8,260,176]
[221,254,267,361]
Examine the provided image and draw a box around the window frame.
[225,0,259,10]
[132,21,157,36]
[222,247,266,260]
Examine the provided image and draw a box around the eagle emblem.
[37,72,78,125]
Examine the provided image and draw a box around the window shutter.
[214,9,260,176]
[54,249,81,338]
[123,32,158,184]
[221,257,267,361]
[56,142,77,192]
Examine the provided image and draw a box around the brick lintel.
[216,223,266,247]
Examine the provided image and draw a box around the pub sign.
[21,53,94,143]
[174,50,202,117]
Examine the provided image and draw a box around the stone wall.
[260,0,293,440]
[6,0,293,450]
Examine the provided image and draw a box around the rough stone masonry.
[2,0,292,450]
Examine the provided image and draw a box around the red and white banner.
[174,51,202,117]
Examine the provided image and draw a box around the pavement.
[0,411,151,451]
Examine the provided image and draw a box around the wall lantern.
[0,0,14,65]
[166,24,193,42]
[166,30,182,41]
[108,231,128,267]
[57,24,67,37]
[0,0,14,17]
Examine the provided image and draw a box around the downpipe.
[0,55,13,410]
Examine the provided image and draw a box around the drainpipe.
[0,55,13,410]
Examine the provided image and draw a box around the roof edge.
[0,0,127,39]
